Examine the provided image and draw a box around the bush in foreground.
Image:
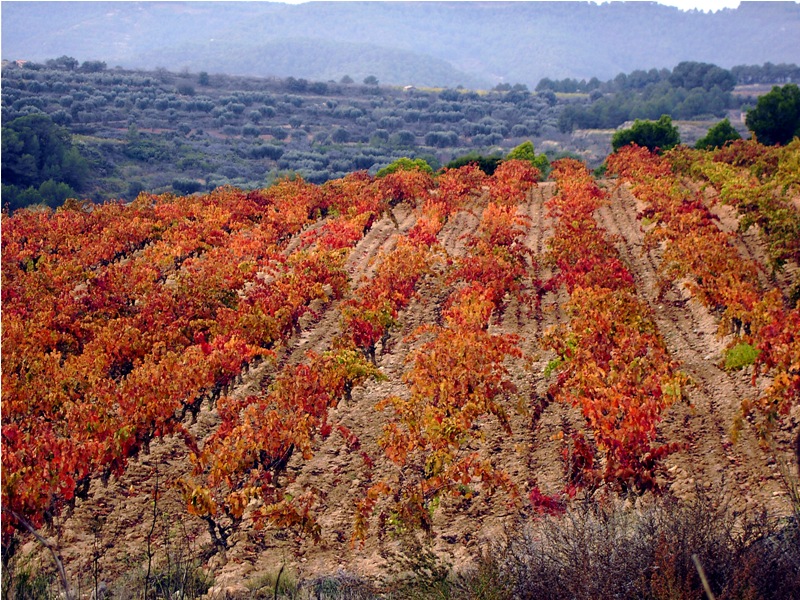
[240,490,800,599]
[4,491,798,599]
[452,492,799,600]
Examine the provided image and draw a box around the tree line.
[537,61,799,95]
[0,61,562,210]
[554,62,745,132]
[609,84,800,153]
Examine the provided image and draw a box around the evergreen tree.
[695,118,741,150]
[611,115,680,153]
[745,84,800,146]
[1,114,89,211]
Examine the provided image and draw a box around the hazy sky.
[3,0,748,13]
[653,0,740,10]
[273,0,743,10]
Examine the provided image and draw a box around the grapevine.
[542,158,686,497]
[608,144,799,469]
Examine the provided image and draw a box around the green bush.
[245,567,299,598]
[1,179,79,212]
[611,114,680,153]
[445,152,502,175]
[724,342,760,370]
[506,140,551,176]
[696,118,742,150]
[172,179,204,195]
[1,564,54,600]
[376,157,433,177]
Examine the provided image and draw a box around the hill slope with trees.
[3,1,800,89]
[5,59,795,212]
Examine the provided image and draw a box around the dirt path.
[512,182,584,501]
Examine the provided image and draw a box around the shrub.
[390,130,417,147]
[172,179,204,194]
[696,118,741,150]
[455,491,800,600]
[250,144,284,160]
[611,115,680,153]
[724,342,760,370]
[424,130,459,148]
[331,127,350,144]
[376,157,433,177]
[242,124,261,137]
[245,567,299,598]
[446,152,502,175]
[506,140,551,176]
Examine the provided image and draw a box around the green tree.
[331,127,350,143]
[80,60,106,73]
[390,130,416,147]
[611,115,680,153]
[38,179,78,207]
[46,55,79,70]
[1,114,88,189]
[695,118,742,150]
[745,84,800,146]
[506,140,550,175]
[363,75,379,86]
[1,114,89,211]
[506,140,537,162]
[669,61,735,92]
[376,157,433,177]
[0,179,79,212]
[446,152,502,175]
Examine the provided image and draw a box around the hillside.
[2,144,799,598]
[5,58,779,212]
[3,1,800,88]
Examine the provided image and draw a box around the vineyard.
[2,141,800,596]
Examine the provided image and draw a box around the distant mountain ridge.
[3,1,800,88]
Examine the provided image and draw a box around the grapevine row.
[175,168,441,547]
[542,158,686,498]
[607,145,799,460]
[359,161,540,536]
[669,139,800,296]
[3,184,310,543]
[0,172,402,548]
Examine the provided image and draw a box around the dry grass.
[4,489,798,599]
[451,489,799,600]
